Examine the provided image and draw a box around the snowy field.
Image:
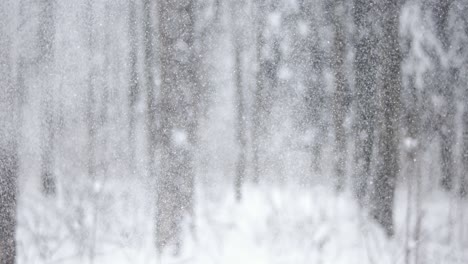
[17,180,468,264]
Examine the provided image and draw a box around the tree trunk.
[0,151,17,264]
[234,46,246,200]
[439,85,456,191]
[433,0,455,191]
[252,0,267,183]
[98,1,112,180]
[461,4,468,198]
[143,0,156,180]
[331,0,348,191]
[402,75,423,262]
[0,3,19,260]
[0,106,18,264]
[231,0,247,201]
[373,0,403,237]
[85,0,96,180]
[461,91,468,197]
[156,0,197,254]
[299,0,327,176]
[252,0,280,183]
[128,0,139,176]
[38,0,56,195]
[352,0,378,203]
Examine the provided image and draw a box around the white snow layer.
[16,181,468,264]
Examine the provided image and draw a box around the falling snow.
[1,0,468,263]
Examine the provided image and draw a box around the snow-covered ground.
[16,180,468,264]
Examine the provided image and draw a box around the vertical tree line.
[156,0,198,254]
[143,0,157,182]
[352,0,379,204]
[38,0,57,195]
[85,0,97,181]
[128,0,139,176]
[330,0,349,192]
[252,0,268,183]
[300,0,328,176]
[231,0,247,201]
[433,0,456,191]
[0,1,19,262]
[372,0,403,237]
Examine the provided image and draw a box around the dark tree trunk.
[403,77,421,263]
[252,0,267,183]
[98,2,112,179]
[299,0,327,176]
[439,85,456,191]
[85,0,96,180]
[143,0,156,180]
[128,0,139,175]
[231,0,247,201]
[0,4,19,261]
[38,0,57,195]
[461,5,468,198]
[156,0,197,254]
[352,0,378,203]
[252,0,280,183]
[433,0,455,191]
[403,75,422,184]
[331,0,348,191]
[234,48,246,200]
[461,90,468,197]
[0,151,18,264]
[372,0,403,237]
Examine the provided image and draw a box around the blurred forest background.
[0,0,467,263]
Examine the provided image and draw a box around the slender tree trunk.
[433,0,455,191]
[352,0,378,203]
[84,3,98,260]
[403,76,422,262]
[252,0,267,183]
[331,0,348,191]
[0,150,17,264]
[231,0,247,201]
[98,2,111,179]
[413,157,423,264]
[461,91,468,197]
[0,3,19,260]
[252,0,280,183]
[38,0,56,195]
[461,4,468,198]
[372,0,403,237]
[128,0,139,176]
[439,76,456,191]
[0,111,18,264]
[299,0,327,176]
[156,0,197,254]
[143,0,156,180]
[85,0,96,180]
[234,47,246,200]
